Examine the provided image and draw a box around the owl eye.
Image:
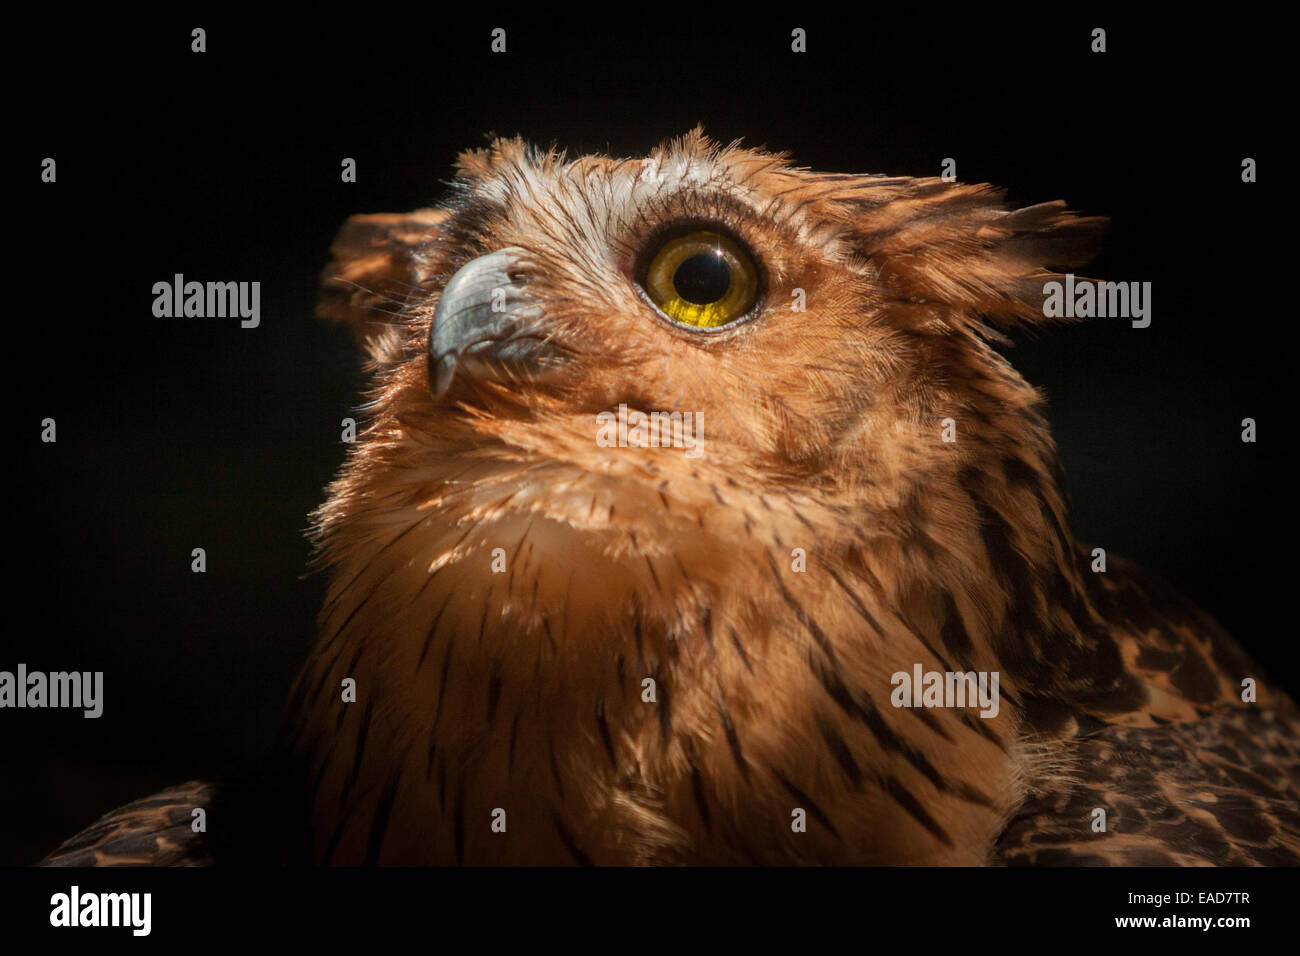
[642,229,760,329]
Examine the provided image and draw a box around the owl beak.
[428,247,559,398]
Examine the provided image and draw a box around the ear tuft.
[843,179,1109,334]
[317,208,449,347]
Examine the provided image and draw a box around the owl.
[41,130,1300,867]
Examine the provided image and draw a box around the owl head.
[313,129,1106,669]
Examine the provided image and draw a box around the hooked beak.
[428,247,562,397]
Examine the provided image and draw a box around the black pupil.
[673,251,731,304]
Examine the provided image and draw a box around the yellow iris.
[644,230,759,328]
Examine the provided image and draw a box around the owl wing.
[997,554,1300,865]
[996,704,1300,865]
[37,780,223,866]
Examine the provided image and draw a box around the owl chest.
[310,633,1016,865]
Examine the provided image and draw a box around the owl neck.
[891,382,1146,730]
[285,374,1137,862]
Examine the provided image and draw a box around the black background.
[6,9,1287,868]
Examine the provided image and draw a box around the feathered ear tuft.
[840,179,1108,334]
[317,209,449,349]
